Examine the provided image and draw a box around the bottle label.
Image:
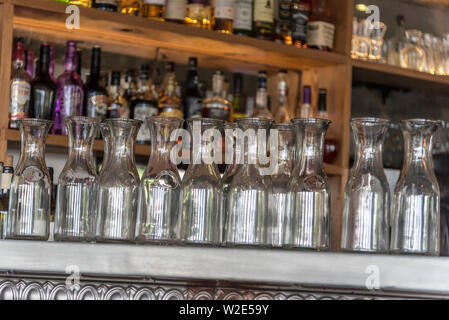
[291,7,309,41]
[234,0,252,30]
[87,93,109,119]
[186,3,203,20]
[165,0,187,20]
[213,0,235,19]
[307,21,335,49]
[277,0,291,21]
[144,0,166,5]
[0,172,12,190]
[253,0,274,23]
[133,102,158,142]
[9,80,30,121]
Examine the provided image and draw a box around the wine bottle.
[183,57,203,119]
[0,155,14,239]
[30,43,57,120]
[233,0,252,36]
[253,0,274,40]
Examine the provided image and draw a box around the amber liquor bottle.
[306,0,334,51]
[212,0,235,34]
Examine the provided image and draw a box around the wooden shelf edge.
[351,59,449,92]
[12,0,347,71]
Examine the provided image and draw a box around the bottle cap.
[166,62,175,73]
[111,71,121,85]
[188,57,198,68]
[303,85,311,104]
[318,88,327,111]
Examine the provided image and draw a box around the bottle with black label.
[93,0,118,11]
[107,71,130,118]
[253,0,274,40]
[291,0,311,47]
[131,64,159,144]
[233,0,253,36]
[0,156,13,239]
[274,0,292,45]
[83,46,109,127]
[30,43,57,121]
[183,57,203,119]
[306,0,334,51]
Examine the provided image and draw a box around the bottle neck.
[65,54,77,73]
[256,88,267,108]
[39,54,50,75]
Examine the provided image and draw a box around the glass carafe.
[96,119,141,242]
[99,122,110,175]
[391,119,441,256]
[6,119,52,240]
[178,118,224,245]
[400,30,426,72]
[222,122,239,223]
[270,123,295,247]
[341,118,390,253]
[225,118,274,247]
[54,116,98,241]
[285,118,331,250]
[135,116,183,243]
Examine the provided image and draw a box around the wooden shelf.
[352,59,449,94]
[5,128,151,156]
[12,0,347,74]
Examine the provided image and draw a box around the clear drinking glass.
[369,22,387,62]
[285,118,331,250]
[96,119,141,242]
[341,118,390,253]
[54,116,99,241]
[225,118,274,247]
[99,122,110,175]
[391,119,441,256]
[270,123,295,247]
[178,118,224,245]
[355,19,372,61]
[135,116,183,243]
[400,30,426,71]
[6,119,52,240]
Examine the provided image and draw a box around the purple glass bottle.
[52,41,84,136]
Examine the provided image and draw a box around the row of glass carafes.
[4,116,442,256]
[5,116,331,249]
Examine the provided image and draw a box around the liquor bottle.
[232,73,246,120]
[202,71,231,121]
[119,0,141,15]
[252,70,273,119]
[165,0,187,22]
[274,0,292,45]
[212,0,235,34]
[183,57,203,119]
[274,69,290,123]
[69,0,92,6]
[233,0,252,36]
[30,44,57,121]
[298,85,312,118]
[108,71,130,118]
[0,156,13,239]
[185,0,211,29]
[316,87,327,119]
[9,38,31,129]
[253,0,274,40]
[291,0,311,47]
[76,49,83,79]
[53,41,84,135]
[93,0,118,11]
[306,0,334,51]
[158,62,183,117]
[142,0,166,20]
[83,46,109,123]
[131,64,159,144]
[25,50,35,79]
[123,69,136,104]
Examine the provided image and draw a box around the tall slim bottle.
[233,0,253,36]
[53,41,84,136]
[9,38,31,129]
[252,70,273,119]
[83,46,109,124]
[232,73,246,120]
[108,71,130,118]
[274,69,291,123]
[0,156,13,239]
[298,85,312,118]
[30,44,57,120]
[183,57,203,119]
[253,0,274,40]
